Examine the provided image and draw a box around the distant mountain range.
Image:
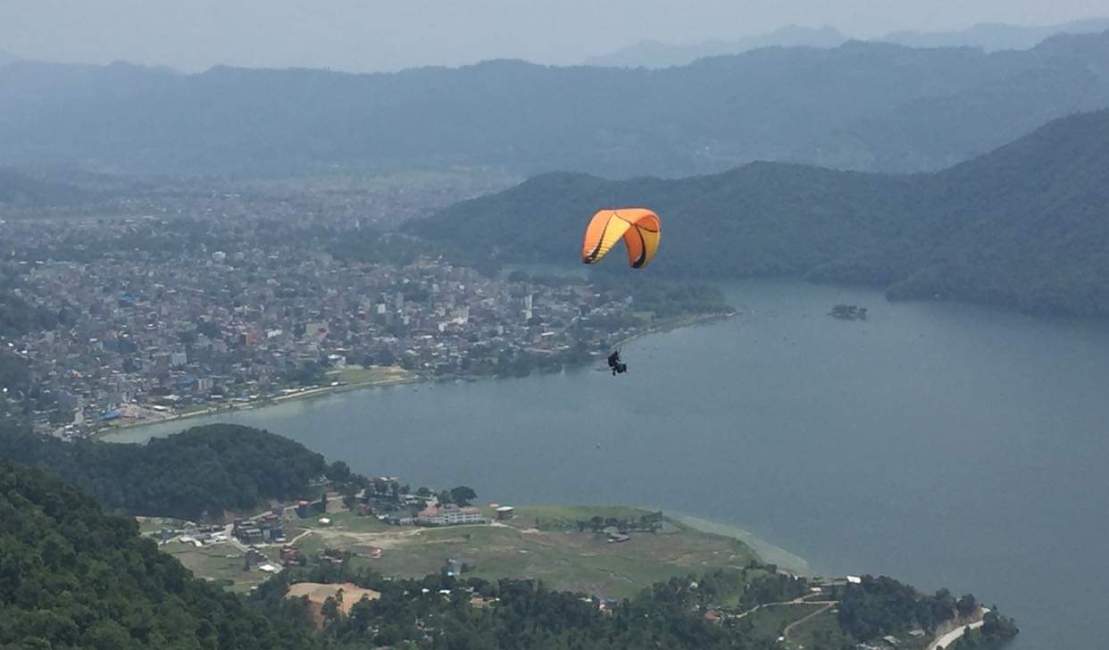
[586,18,1109,68]
[881,17,1109,51]
[1,31,1108,178]
[409,110,1109,317]
[584,25,848,68]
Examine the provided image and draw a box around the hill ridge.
[410,109,1109,317]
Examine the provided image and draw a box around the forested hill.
[0,422,332,520]
[2,32,1109,176]
[410,109,1109,317]
[0,455,1016,649]
[0,461,316,650]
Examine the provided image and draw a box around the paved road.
[782,602,836,641]
[928,609,989,650]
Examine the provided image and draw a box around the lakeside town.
[0,186,730,438]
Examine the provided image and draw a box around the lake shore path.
[928,608,990,650]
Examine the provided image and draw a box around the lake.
[109,280,1109,649]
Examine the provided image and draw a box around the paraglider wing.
[581,209,661,268]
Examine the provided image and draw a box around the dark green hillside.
[413,166,922,281]
[0,461,316,649]
[0,422,330,521]
[886,110,1109,313]
[413,109,1109,316]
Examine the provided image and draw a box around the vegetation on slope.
[0,422,333,521]
[413,109,1109,316]
[0,461,317,650]
[0,422,1016,650]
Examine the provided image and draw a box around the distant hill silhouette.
[1,33,1109,177]
[584,25,847,68]
[587,18,1109,69]
[410,110,1109,317]
[881,17,1109,51]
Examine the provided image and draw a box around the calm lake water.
[110,280,1109,649]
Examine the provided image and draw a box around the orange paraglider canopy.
[581,208,661,269]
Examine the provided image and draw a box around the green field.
[332,365,413,386]
[166,506,774,600]
[287,506,759,599]
[135,516,189,534]
[289,510,391,534]
[162,541,279,594]
[740,603,828,642]
[502,505,656,531]
[669,513,810,575]
[780,608,862,650]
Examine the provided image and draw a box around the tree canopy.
[0,422,329,521]
[411,109,1109,317]
[0,461,318,650]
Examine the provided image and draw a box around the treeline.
[413,109,1109,318]
[0,422,334,521]
[0,461,318,650]
[832,576,996,641]
[951,611,1021,648]
[0,422,1018,649]
[594,276,730,319]
[256,562,808,649]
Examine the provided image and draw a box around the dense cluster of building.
[0,213,646,437]
[233,511,287,545]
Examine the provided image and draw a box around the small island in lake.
[829,304,868,321]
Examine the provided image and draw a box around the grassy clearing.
[502,505,661,531]
[135,516,189,534]
[670,513,810,575]
[741,603,827,642]
[782,608,858,650]
[333,365,412,386]
[168,505,770,603]
[290,507,759,600]
[288,511,391,534]
[162,541,276,594]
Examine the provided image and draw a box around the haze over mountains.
[0,168,86,206]
[2,30,1108,179]
[410,110,1109,317]
[586,17,1109,68]
[584,25,849,68]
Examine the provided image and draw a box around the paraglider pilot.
[607,350,627,376]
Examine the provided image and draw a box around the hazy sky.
[2,0,1108,72]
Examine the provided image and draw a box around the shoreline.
[97,309,735,440]
[927,609,990,650]
[95,371,424,438]
[613,309,736,350]
[668,512,810,576]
